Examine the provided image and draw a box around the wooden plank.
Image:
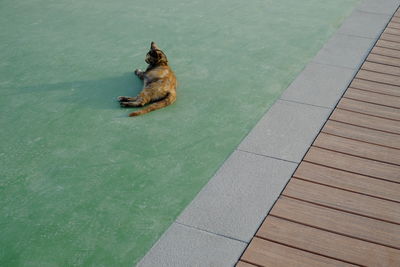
[304,147,400,183]
[357,70,400,86]
[270,197,400,249]
[322,120,400,149]
[385,27,400,36]
[241,237,351,267]
[236,261,256,267]
[381,32,400,43]
[313,133,400,165]
[389,22,400,30]
[330,109,400,134]
[372,46,400,59]
[350,78,400,97]
[337,97,400,121]
[367,53,400,68]
[376,39,400,50]
[362,61,400,76]
[282,178,400,224]
[344,88,400,108]
[393,17,400,23]
[294,161,400,202]
[257,216,400,266]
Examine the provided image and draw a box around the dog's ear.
[150,42,160,51]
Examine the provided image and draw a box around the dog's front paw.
[118,96,127,102]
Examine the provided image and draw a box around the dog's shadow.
[18,72,143,111]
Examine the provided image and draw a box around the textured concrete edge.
[137,1,399,266]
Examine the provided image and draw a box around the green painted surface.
[1,0,359,265]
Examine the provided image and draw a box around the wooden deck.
[237,10,400,267]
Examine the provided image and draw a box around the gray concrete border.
[138,1,399,266]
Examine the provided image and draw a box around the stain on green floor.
[0,0,359,265]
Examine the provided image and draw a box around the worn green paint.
[0,0,359,265]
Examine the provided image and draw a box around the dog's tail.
[129,92,176,117]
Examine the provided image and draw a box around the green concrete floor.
[0,0,359,265]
